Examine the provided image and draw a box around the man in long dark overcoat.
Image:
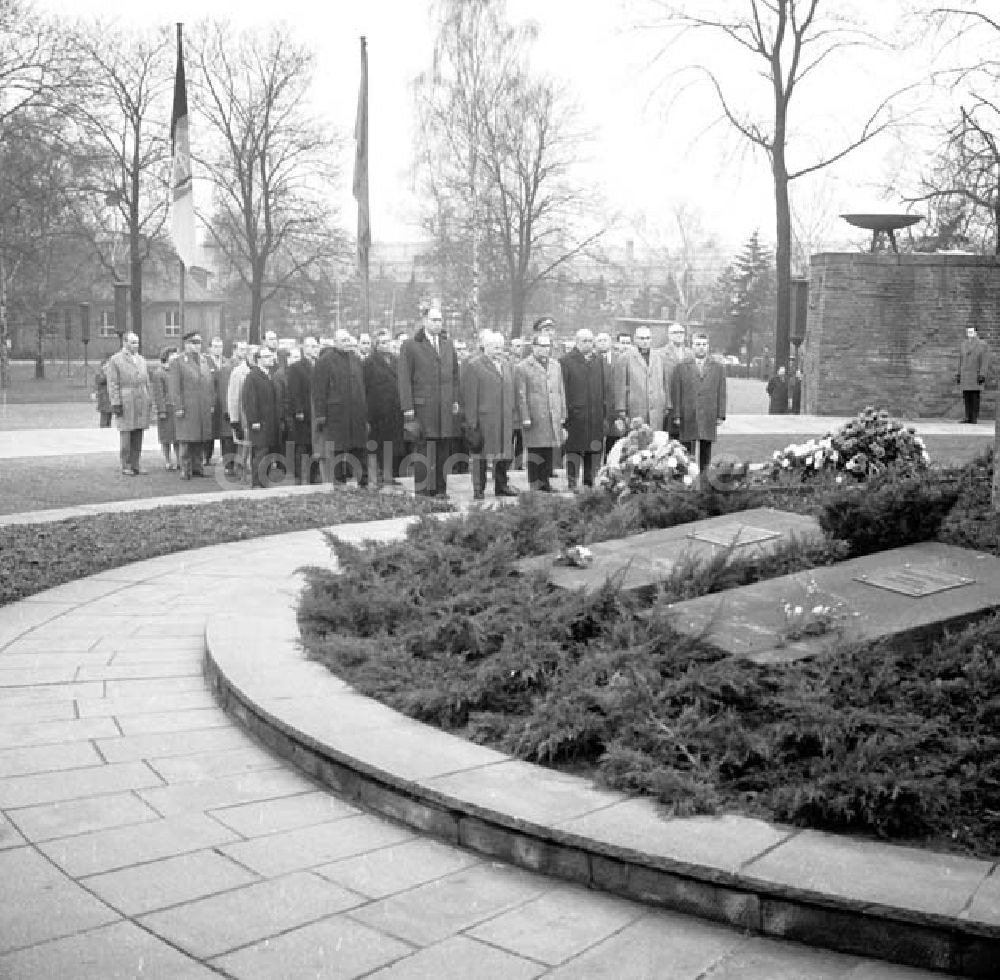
[461,330,517,499]
[286,335,318,483]
[397,305,461,497]
[314,329,369,486]
[242,347,282,488]
[364,330,405,486]
[560,328,607,489]
[167,331,216,479]
[669,332,727,473]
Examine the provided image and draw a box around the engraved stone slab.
[668,542,1000,665]
[687,523,782,549]
[517,509,823,596]
[855,565,974,598]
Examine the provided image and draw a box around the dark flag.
[353,37,370,280]
[170,23,196,269]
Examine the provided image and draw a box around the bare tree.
[64,22,173,345]
[414,0,605,337]
[193,22,342,344]
[639,0,911,369]
[0,0,70,386]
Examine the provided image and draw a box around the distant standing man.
[670,332,727,473]
[314,328,369,486]
[462,330,518,499]
[398,304,462,497]
[956,326,991,424]
[242,347,282,488]
[286,335,319,483]
[614,326,669,431]
[767,366,789,415]
[106,331,153,475]
[560,328,606,489]
[364,329,405,486]
[661,322,692,438]
[168,330,216,480]
[515,332,567,492]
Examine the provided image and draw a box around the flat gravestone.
[688,523,782,548]
[517,508,822,595]
[668,542,1000,665]
[855,565,974,597]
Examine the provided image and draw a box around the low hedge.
[299,453,1000,855]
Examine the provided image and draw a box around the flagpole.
[171,21,196,335]
[354,36,371,334]
[179,259,186,334]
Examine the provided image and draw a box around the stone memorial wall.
[803,252,1000,418]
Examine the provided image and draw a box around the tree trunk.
[129,136,143,348]
[510,278,524,338]
[249,273,263,345]
[772,142,792,373]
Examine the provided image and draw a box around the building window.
[164,310,181,338]
[98,310,116,338]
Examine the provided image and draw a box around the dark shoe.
[473,490,485,500]
[131,467,148,476]
[495,487,519,497]
[192,470,207,478]
[538,484,555,493]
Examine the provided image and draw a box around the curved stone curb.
[205,587,1000,979]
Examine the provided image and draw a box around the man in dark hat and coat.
[314,328,369,486]
[243,346,282,487]
[167,330,216,479]
[364,329,405,486]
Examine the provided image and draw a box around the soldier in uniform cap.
[167,330,216,479]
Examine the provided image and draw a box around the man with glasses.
[398,304,462,496]
[515,332,567,492]
[167,330,216,480]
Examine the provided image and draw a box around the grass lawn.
[0,433,991,516]
[0,489,451,608]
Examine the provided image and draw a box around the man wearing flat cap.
[167,330,216,479]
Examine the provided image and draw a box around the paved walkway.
[0,414,995,460]
[0,506,966,977]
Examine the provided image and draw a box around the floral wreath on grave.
[769,406,930,483]
[595,419,699,500]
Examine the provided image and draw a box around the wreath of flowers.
[595,419,700,499]
[769,406,930,482]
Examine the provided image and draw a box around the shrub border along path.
[205,520,999,979]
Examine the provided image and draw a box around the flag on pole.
[170,23,197,270]
[353,36,371,278]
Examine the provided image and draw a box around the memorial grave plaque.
[855,564,974,598]
[687,523,782,549]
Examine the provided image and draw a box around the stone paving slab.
[668,541,1000,663]
[518,507,821,595]
[204,528,998,977]
[0,513,973,978]
[0,920,220,979]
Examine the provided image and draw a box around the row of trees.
[0,3,348,388]
[5,1,1000,385]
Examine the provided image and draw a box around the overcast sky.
[34,0,968,255]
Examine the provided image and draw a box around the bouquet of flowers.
[595,420,699,499]
[770,406,930,483]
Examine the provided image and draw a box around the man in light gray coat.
[106,332,152,475]
[515,333,567,492]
